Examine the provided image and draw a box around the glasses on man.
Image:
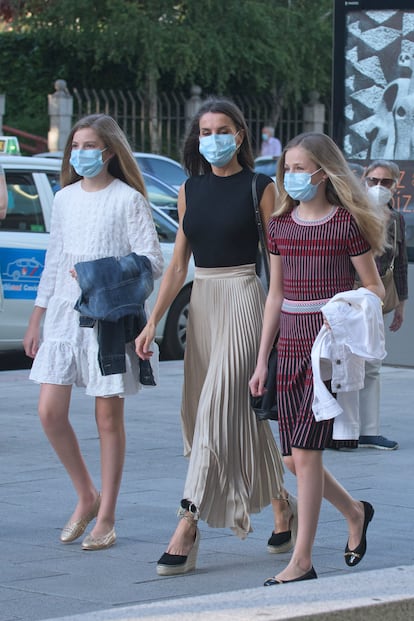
[365,177,395,189]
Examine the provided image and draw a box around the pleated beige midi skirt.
[181,264,285,539]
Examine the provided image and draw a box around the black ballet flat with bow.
[344,500,374,567]
[264,566,317,586]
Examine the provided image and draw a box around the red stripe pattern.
[268,206,370,455]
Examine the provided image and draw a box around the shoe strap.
[178,499,199,522]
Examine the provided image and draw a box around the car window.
[254,158,278,178]
[1,172,46,232]
[137,156,187,187]
[145,178,178,209]
[149,159,187,187]
[151,208,177,243]
[46,171,61,194]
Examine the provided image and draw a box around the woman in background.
[358,160,408,450]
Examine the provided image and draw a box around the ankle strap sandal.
[177,498,199,522]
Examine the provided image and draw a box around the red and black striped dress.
[268,205,370,456]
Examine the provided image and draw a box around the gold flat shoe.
[82,527,116,551]
[60,493,101,544]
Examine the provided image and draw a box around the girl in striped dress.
[250,132,386,585]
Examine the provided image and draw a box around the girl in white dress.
[23,114,163,550]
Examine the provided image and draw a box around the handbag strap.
[388,218,397,271]
[251,173,270,288]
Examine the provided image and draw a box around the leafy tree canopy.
[2,0,333,97]
[0,0,333,136]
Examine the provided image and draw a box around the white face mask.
[366,184,393,207]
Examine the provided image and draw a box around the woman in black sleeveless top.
[136,98,295,576]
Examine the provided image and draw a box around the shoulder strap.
[389,218,397,271]
[251,173,270,288]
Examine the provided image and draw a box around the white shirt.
[311,288,386,439]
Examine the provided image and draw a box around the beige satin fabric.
[180,264,285,539]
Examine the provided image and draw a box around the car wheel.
[161,284,192,360]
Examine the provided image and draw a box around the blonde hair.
[275,132,386,255]
[60,114,147,197]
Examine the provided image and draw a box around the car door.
[0,167,57,349]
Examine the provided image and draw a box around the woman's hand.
[389,302,405,332]
[23,306,45,359]
[23,324,41,359]
[323,316,331,329]
[135,323,156,360]
[249,360,269,397]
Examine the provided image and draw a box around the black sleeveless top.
[182,168,272,268]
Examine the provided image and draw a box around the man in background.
[260,126,282,158]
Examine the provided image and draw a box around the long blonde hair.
[60,114,147,197]
[275,132,386,255]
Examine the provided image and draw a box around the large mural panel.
[333,1,414,257]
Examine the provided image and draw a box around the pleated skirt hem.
[180,264,285,539]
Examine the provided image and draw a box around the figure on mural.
[368,39,414,160]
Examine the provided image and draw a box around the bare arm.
[259,180,276,227]
[23,305,46,358]
[249,253,283,396]
[135,183,192,358]
[352,251,385,300]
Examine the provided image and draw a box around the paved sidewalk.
[1,361,413,621]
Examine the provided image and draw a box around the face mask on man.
[70,148,107,178]
[199,133,238,167]
[283,168,322,202]
[366,184,393,208]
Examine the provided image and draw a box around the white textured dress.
[30,178,163,397]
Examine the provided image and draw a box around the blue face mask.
[69,148,107,178]
[199,133,238,167]
[283,168,322,202]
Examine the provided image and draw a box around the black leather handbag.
[250,174,278,421]
[250,346,278,421]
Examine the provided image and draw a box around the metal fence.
[71,86,329,160]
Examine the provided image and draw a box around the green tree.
[0,0,333,144]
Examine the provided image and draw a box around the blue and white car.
[0,155,192,359]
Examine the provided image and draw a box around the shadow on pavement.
[0,350,32,371]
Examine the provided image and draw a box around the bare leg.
[271,490,295,533]
[166,488,295,557]
[90,396,125,537]
[38,384,99,521]
[164,508,197,556]
[271,450,366,581]
[271,448,323,581]
[322,468,365,551]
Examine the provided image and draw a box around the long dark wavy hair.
[182,97,254,176]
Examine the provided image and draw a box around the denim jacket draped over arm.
[74,253,155,383]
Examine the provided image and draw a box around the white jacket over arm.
[311,288,386,439]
